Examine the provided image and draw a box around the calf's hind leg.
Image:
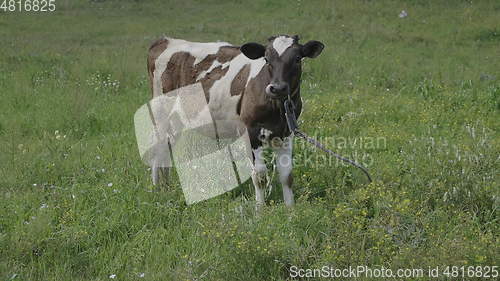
[152,166,170,186]
[151,140,173,187]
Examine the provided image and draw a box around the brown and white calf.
[147,35,324,206]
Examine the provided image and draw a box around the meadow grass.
[0,0,498,280]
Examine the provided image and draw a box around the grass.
[0,0,499,280]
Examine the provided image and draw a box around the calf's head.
[241,35,324,99]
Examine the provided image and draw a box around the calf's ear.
[301,40,324,58]
[241,43,266,60]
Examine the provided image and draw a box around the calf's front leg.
[274,137,294,206]
[251,146,267,207]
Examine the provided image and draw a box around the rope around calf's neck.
[283,95,373,183]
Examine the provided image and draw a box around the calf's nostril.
[267,84,289,96]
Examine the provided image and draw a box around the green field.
[0,0,499,280]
